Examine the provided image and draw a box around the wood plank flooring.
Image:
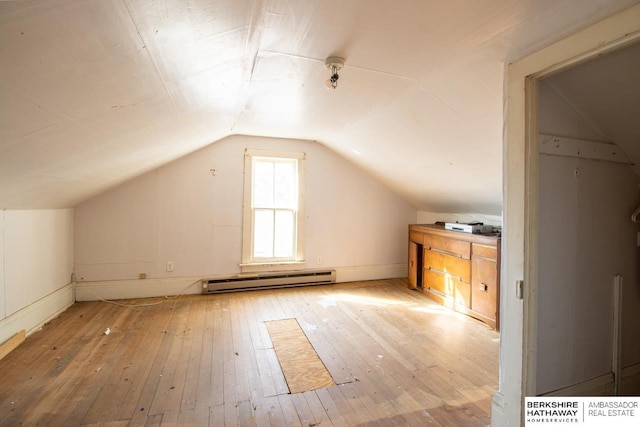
[0,279,499,426]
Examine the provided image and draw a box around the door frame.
[493,4,640,426]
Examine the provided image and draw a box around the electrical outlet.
[317,256,322,264]
[166,261,174,272]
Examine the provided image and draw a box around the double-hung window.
[242,149,305,268]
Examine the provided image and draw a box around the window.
[242,149,305,268]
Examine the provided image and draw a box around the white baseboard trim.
[75,276,204,301]
[75,264,407,302]
[335,263,406,283]
[490,391,506,427]
[542,363,640,396]
[0,283,74,345]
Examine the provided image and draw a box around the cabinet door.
[471,257,497,320]
[408,241,418,288]
[455,281,471,309]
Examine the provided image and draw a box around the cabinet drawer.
[471,257,497,319]
[423,270,470,308]
[423,234,471,259]
[423,250,470,283]
[472,243,497,260]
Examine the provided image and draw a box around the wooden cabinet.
[408,224,501,330]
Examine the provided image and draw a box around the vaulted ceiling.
[1,0,639,213]
[544,42,640,175]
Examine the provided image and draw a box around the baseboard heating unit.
[201,269,336,294]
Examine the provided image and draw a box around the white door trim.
[494,4,640,426]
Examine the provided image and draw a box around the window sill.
[239,261,306,273]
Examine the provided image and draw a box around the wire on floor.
[75,279,202,308]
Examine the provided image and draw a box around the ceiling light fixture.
[325,56,345,90]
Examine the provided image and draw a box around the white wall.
[0,209,74,344]
[417,211,502,227]
[74,135,417,286]
[536,81,640,394]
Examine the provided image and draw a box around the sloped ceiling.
[544,42,640,175]
[1,0,639,213]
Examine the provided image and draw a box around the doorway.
[535,46,640,394]
[493,5,640,426]
[527,22,640,396]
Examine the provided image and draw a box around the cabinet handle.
[478,283,488,291]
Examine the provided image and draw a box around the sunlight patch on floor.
[410,304,466,318]
[329,292,411,307]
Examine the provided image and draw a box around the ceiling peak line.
[259,50,416,83]
[344,64,414,82]
[417,84,457,116]
[260,50,323,63]
[244,0,269,62]
[238,0,270,116]
[120,0,182,118]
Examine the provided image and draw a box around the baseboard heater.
[201,269,336,294]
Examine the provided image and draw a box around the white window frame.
[241,148,306,272]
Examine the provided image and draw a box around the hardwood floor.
[0,279,499,426]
